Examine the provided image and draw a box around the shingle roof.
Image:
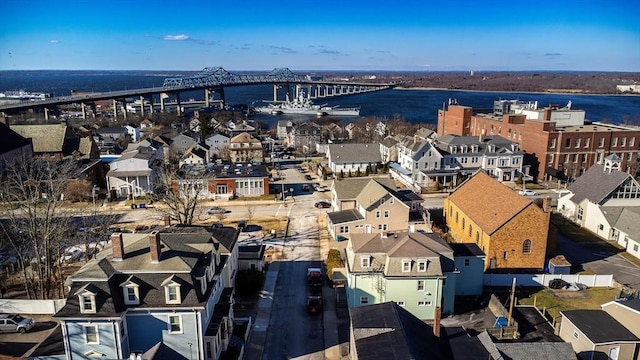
[350,302,444,360]
[11,124,68,154]
[448,171,533,235]
[327,209,364,225]
[328,143,381,164]
[562,309,640,343]
[477,331,575,360]
[333,177,396,201]
[568,164,632,204]
[603,206,640,241]
[0,125,31,155]
[449,243,485,257]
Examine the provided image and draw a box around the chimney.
[149,231,161,263]
[479,129,485,142]
[543,108,552,121]
[542,196,552,213]
[433,306,441,338]
[164,215,171,226]
[111,233,124,261]
[381,231,388,239]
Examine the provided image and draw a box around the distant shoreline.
[393,86,639,97]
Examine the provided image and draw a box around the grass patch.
[518,287,620,320]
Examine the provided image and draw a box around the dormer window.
[402,260,412,272]
[75,284,99,314]
[417,260,428,272]
[162,275,182,305]
[361,256,371,268]
[120,276,141,306]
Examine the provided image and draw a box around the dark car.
[305,174,313,181]
[315,201,331,209]
[306,296,323,314]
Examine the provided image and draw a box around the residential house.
[379,135,404,164]
[558,155,640,256]
[53,225,243,360]
[204,133,230,157]
[601,299,640,339]
[443,171,552,272]
[106,146,163,199]
[321,122,346,142]
[559,309,640,360]
[349,302,444,359]
[326,143,381,176]
[449,243,486,296]
[179,146,208,169]
[124,124,141,142]
[238,244,266,272]
[228,132,263,164]
[226,120,255,137]
[170,131,200,159]
[437,100,640,180]
[11,123,85,161]
[290,122,322,155]
[327,177,428,240]
[95,126,130,142]
[344,231,459,318]
[139,119,154,130]
[276,120,293,140]
[173,163,270,200]
[0,124,33,173]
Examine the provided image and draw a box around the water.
[1,70,638,125]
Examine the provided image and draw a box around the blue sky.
[1,0,638,72]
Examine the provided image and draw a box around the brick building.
[437,100,640,181]
[443,171,552,272]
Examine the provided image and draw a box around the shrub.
[325,248,344,281]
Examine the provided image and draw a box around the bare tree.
[0,157,77,299]
[152,166,206,225]
[245,201,256,224]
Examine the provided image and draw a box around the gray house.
[53,226,242,360]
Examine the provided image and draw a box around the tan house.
[443,171,552,272]
[559,308,640,360]
[602,299,640,339]
[326,177,428,240]
[229,132,263,163]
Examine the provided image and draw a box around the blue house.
[54,225,240,360]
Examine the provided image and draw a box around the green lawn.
[517,287,620,321]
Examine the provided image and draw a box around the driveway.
[556,233,640,290]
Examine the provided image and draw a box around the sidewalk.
[245,262,279,360]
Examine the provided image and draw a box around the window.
[380,198,386,205]
[475,231,480,243]
[84,325,99,344]
[79,294,96,313]
[396,301,405,307]
[418,300,432,306]
[361,256,370,268]
[584,138,590,147]
[126,287,137,303]
[599,137,605,148]
[612,137,618,147]
[168,315,182,334]
[376,210,381,218]
[549,138,556,149]
[598,224,604,231]
[384,210,390,218]
[621,137,626,147]
[464,259,470,267]
[417,280,425,291]
[468,224,473,237]
[402,260,411,272]
[633,244,639,252]
[167,286,180,303]
[462,218,465,230]
[339,226,349,233]
[523,239,532,254]
[418,260,427,272]
[577,206,584,221]
[563,154,569,163]
[503,251,508,260]
[565,138,571,148]
[575,138,581,148]
[573,330,579,339]
[630,137,635,147]
[360,296,369,304]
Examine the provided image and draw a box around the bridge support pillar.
[147,96,154,114]
[121,99,127,120]
[112,99,118,118]
[81,103,87,119]
[217,87,225,108]
[205,89,211,108]
[273,85,279,102]
[160,93,167,112]
[139,96,145,116]
[44,108,49,120]
[175,92,181,115]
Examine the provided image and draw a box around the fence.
[483,273,613,287]
[0,299,66,314]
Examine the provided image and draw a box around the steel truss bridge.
[0,67,396,118]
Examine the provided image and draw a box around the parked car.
[207,206,227,215]
[306,295,323,314]
[0,314,35,334]
[314,185,328,192]
[518,189,539,196]
[315,201,331,209]
[305,174,313,181]
[302,184,310,191]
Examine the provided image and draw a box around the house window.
[598,224,604,231]
[612,137,618,147]
[573,330,579,339]
[80,295,95,313]
[575,138,581,148]
[389,198,394,205]
[396,301,405,307]
[503,251,508,260]
[621,137,626,147]
[380,198,385,205]
[125,287,137,304]
[565,138,571,148]
[475,231,480,243]
[168,315,182,334]
[462,218,465,230]
[384,210,390,218]
[633,244,638,252]
[361,256,370,268]
[523,239,532,254]
[577,207,584,221]
[630,137,635,147]
[339,226,349,233]
[417,280,425,291]
[402,260,411,272]
[455,212,459,224]
[584,138,590,147]
[599,137,605,148]
[84,325,99,344]
[468,224,473,237]
[166,285,181,304]
[464,259,470,267]
[376,210,381,218]
[418,301,432,306]
[360,296,369,304]
[418,260,427,272]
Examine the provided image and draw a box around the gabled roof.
[477,331,575,360]
[350,302,444,359]
[567,164,633,204]
[333,177,396,201]
[327,209,364,225]
[602,206,640,241]
[11,124,70,154]
[328,143,381,164]
[448,171,533,235]
[561,309,640,343]
[230,132,260,144]
[0,125,31,155]
[380,136,398,148]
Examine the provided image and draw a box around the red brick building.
[437,101,640,181]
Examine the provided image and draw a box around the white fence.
[483,273,614,287]
[0,299,67,314]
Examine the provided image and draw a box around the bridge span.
[0,67,396,120]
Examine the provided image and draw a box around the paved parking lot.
[0,316,59,358]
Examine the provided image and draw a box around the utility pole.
[507,277,516,326]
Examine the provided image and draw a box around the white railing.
[483,273,614,287]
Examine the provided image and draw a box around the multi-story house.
[204,133,230,157]
[106,145,163,199]
[379,135,404,164]
[53,225,241,360]
[444,171,552,272]
[437,100,640,181]
[557,154,640,259]
[290,122,322,155]
[327,177,428,240]
[228,132,263,164]
[344,231,484,320]
[170,131,200,160]
[276,120,293,140]
[179,146,208,169]
[326,143,381,175]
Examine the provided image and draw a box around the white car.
[518,189,539,196]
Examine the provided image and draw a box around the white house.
[106,146,163,199]
[124,125,141,142]
[326,143,381,175]
[205,133,230,156]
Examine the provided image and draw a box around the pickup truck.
[307,267,323,287]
